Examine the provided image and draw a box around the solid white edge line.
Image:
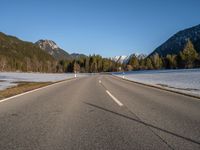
[0,78,74,103]
[106,90,123,106]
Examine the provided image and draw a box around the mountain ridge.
[149,24,200,57]
[0,32,57,72]
[35,40,71,60]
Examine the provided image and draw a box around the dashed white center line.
[106,90,123,106]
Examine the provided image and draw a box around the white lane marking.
[0,79,74,103]
[106,90,123,106]
[99,80,102,84]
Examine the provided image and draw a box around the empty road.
[0,75,199,150]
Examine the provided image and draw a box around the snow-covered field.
[0,72,88,91]
[113,69,200,97]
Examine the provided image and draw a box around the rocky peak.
[35,39,71,60]
[36,40,60,50]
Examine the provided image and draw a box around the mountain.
[149,24,200,57]
[70,53,87,59]
[35,40,71,60]
[111,55,129,64]
[112,53,146,64]
[0,32,56,72]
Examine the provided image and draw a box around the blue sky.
[0,0,200,57]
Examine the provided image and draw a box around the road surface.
[0,75,199,150]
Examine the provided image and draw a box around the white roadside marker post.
[122,72,125,79]
[74,61,77,78]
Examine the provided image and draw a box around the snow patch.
[113,69,200,97]
[0,72,88,91]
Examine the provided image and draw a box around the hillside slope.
[150,24,200,57]
[35,40,71,60]
[0,32,57,72]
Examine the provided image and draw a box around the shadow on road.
[83,102,200,146]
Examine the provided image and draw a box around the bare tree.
[0,56,7,71]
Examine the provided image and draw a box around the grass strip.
[0,82,52,100]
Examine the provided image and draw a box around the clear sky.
[0,0,200,57]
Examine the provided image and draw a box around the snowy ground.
[0,72,89,91]
[113,69,200,97]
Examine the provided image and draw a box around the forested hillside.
[150,24,200,57]
[0,25,200,73]
[0,32,57,72]
[0,32,121,73]
[126,40,200,70]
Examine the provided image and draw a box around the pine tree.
[139,58,146,70]
[180,40,198,68]
[151,53,163,69]
[197,53,200,68]
[166,54,177,69]
[128,54,139,70]
[84,58,90,72]
[145,58,153,70]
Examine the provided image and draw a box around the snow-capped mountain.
[112,53,147,64]
[35,40,71,60]
[111,55,129,64]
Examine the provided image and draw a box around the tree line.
[0,37,199,73]
[56,40,200,73]
[126,40,200,71]
[56,55,122,73]
[0,38,57,72]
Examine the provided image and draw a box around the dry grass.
[0,82,52,100]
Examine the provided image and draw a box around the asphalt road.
[0,75,199,150]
